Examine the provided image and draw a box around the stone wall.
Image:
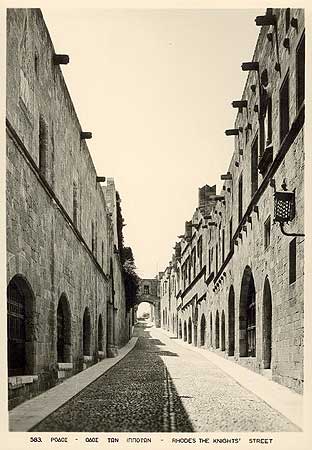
[160,8,304,393]
[6,9,130,408]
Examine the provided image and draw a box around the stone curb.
[9,337,139,432]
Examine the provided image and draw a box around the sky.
[42,8,262,278]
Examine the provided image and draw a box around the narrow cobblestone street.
[32,322,299,433]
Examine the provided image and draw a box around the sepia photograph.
[3,3,306,441]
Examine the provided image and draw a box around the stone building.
[6,9,132,409]
[160,8,304,393]
[136,278,161,327]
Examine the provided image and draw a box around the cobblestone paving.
[33,323,299,432]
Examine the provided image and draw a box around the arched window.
[239,266,256,357]
[57,294,71,363]
[83,307,91,356]
[98,314,104,352]
[7,275,35,376]
[200,314,206,347]
[215,311,220,348]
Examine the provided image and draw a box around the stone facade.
[136,279,161,327]
[160,8,304,393]
[6,9,132,409]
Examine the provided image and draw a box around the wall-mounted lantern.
[274,183,305,237]
[274,190,295,223]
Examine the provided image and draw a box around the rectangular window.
[264,216,271,249]
[251,134,258,197]
[238,175,243,223]
[296,32,305,112]
[144,285,150,295]
[280,73,289,144]
[222,229,225,263]
[264,96,273,149]
[289,238,297,284]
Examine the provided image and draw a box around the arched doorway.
[98,314,104,352]
[7,275,35,376]
[183,320,187,341]
[215,311,220,348]
[83,307,91,356]
[188,317,192,344]
[57,294,71,363]
[179,319,182,339]
[263,277,272,369]
[239,266,256,357]
[221,310,225,351]
[200,314,206,346]
[228,286,235,356]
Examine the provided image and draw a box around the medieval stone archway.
[137,279,161,327]
[98,314,104,352]
[179,319,182,339]
[200,314,206,347]
[221,310,225,351]
[188,317,192,344]
[215,310,220,349]
[239,266,256,357]
[57,294,71,363]
[7,274,36,376]
[183,320,187,342]
[263,277,272,369]
[83,307,91,356]
[228,286,235,356]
